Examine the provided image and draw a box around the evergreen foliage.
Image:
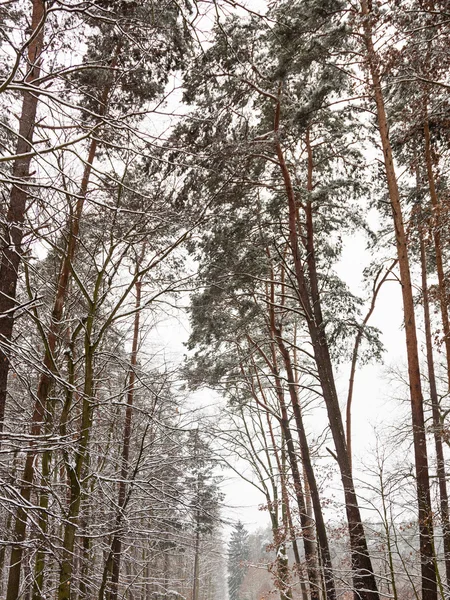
[228,522,250,600]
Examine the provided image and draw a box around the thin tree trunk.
[5,134,99,600]
[423,115,450,387]
[266,411,294,600]
[192,525,200,600]
[274,91,379,600]
[105,269,143,600]
[58,334,95,600]
[420,223,450,589]
[268,504,293,600]
[247,332,319,596]
[32,398,55,600]
[11,64,116,598]
[279,446,294,600]
[267,262,333,599]
[0,0,46,437]
[266,341,321,600]
[274,323,336,600]
[359,4,438,598]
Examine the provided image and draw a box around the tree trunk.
[274,324,336,600]
[103,272,143,600]
[274,92,379,599]
[420,222,450,589]
[5,135,99,600]
[359,4,438,598]
[0,0,46,438]
[247,331,321,597]
[192,525,200,600]
[423,115,450,387]
[58,320,96,600]
[269,348,321,600]
[32,399,54,600]
[268,505,293,600]
[266,410,294,600]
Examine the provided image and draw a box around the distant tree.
[186,429,223,600]
[228,522,249,600]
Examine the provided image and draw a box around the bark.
[423,115,450,387]
[0,0,46,438]
[273,323,336,600]
[32,399,54,600]
[5,135,99,600]
[268,505,293,600]
[420,224,450,589]
[265,339,321,600]
[360,4,438,598]
[274,92,379,599]
[266,410,294,600]
[58,333,95,600]
[266,265,334,598]
[192,525,200,600]
[100,269,143,600]
[6,58,117,596]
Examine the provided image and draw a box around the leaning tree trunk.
[0,0,46,438]
[264,340,321,600]
[274,92,380,600]
[360,4,437,598]
[266,270,335,600]
[273,322,336,600]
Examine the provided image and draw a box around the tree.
[228,522,249,600]
[358,2,440,596]
[177,2,382,596]
[0,0,47,437]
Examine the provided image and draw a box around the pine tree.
[228,522,249,600]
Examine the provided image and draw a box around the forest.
[0,0,449,599]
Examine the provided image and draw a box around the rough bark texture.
[360,3,437,598]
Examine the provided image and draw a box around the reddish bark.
[420,223,450,588]
[360,3,438,598]
[423,115,450,386]
[273,90,379,599]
